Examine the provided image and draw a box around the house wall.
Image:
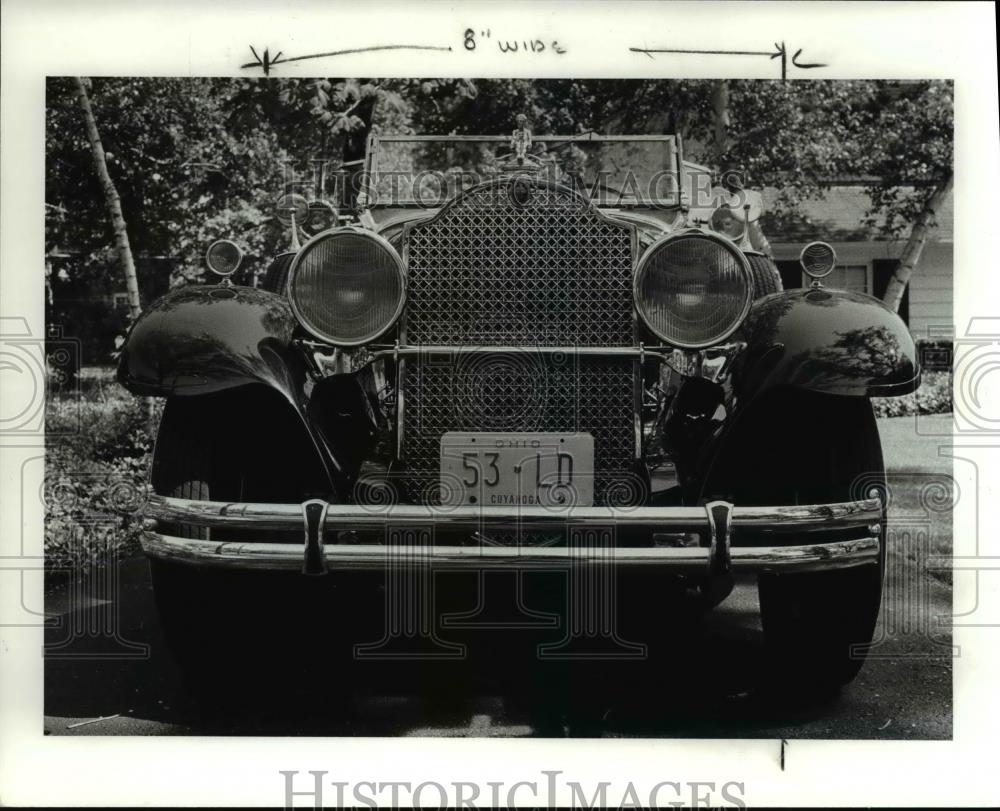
[903,242,953,339]
[770,240,953,340]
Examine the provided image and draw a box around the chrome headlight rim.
[205,238,244,278]
[799,240,837,280]
[287,227,407,348]
[633,229,754,350]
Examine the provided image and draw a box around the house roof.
[762,185,953,243]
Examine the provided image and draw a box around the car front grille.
[398,179,639,508]
[399,352,640,507]
[404,179,634,346]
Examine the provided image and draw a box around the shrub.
[872,369,952,418]
[45,376,162,572]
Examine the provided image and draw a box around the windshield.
[360,134,683,208]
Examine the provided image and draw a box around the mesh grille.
[404,180,634,346]
[400,352,639,506]
[399,180,638,508]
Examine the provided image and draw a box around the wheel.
[745,252,783,299]
[260,251,295,294]
[148,397,235,681]
[704,389,886,693]
[148,390,333,690]
[148,558,224,683]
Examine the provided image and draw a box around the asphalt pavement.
[43,416,954,738]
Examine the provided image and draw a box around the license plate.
[440,432,595,508]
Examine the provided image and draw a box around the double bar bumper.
[141,494,883,575]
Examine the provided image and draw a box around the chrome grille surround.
[398,179,640,508]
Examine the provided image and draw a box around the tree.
[880,173,953,312]
[48,78,299,290]
[48,78,951,316]
[688,80,952,307]
[710,80,731,161]
[600,79,952,306]
[72,77,140,320]
[853,81,953,312]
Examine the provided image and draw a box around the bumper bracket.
[302,499,330,576]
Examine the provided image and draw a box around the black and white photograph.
[2,1,997,807]
[40,73,954,737]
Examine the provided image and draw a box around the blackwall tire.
[746,252,783,299]
[705,390,886,694]
[149,399,257,688]
[147,394,349,704]
[148,559,223,684]
[151,398,214,540]
[148,399,220,680]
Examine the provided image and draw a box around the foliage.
[872,370,952,418]
[852,81,954,238]
[402,78,953,233]
[46,77,953,354]
[45,371,161,571]
[46,77,294,289]
[47,77,953,281]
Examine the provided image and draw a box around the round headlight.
[274,193,309,227]
[288,229,405,346]
[304,200,339,235]
[205,239,243,277]
[634,232,753,349]
[709,205,746,241]
[800,241,837,280]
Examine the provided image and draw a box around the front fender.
[117,285,303,398]
[733,287,921,401]
[117,284,379,498]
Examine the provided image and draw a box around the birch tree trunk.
[882,172,954,313]
[73,77,141,320]
[711,80,731,160]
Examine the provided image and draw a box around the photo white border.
[2,0,997,806]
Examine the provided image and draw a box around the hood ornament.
[511,113,532,163]
[498,114,544,177]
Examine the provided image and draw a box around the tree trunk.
[73,77,141,320]
[711,80,731,161]
[882,172,954,313]
[74,78,154,432]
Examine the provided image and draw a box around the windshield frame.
[359,132,685,210]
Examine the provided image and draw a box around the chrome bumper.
[141,494,883,575]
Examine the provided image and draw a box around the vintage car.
[119,120,919,694]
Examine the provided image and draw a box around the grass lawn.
[878,414,953,474]
[877,414,953,586]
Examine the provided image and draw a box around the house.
[764,183,954,341]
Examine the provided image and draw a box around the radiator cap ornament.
[508,175,533,207]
